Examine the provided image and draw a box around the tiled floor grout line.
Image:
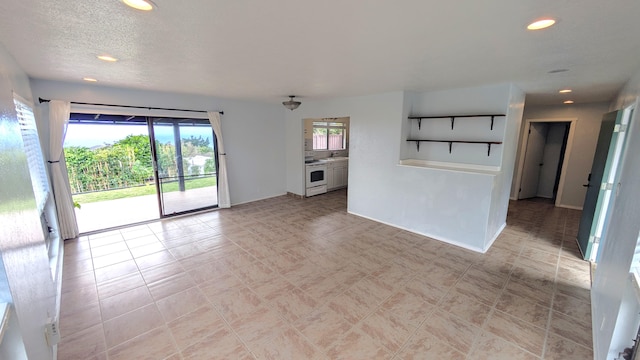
[540,225,568,359]
[465,241,531,360]
[86,235,111,360]
[59,195,594,359]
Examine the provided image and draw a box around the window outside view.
[64,117,218,233]
[312,121,347,150]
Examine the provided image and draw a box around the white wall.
[0,43,56,360]
[592,67,640,360]
[511,102,610,208]
[30,79,286,206]
[401,86,509,168]
[285,85,522,252]
[611,68,640,110]
[486,85,525,248]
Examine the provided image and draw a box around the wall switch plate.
[45,318,60,346]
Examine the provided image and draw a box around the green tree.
[156,141,177,178]
[65,146,96,192]
[182,135,210,148]
[65,135,155,193]
[116,135,152,167]
[204,158,216,174]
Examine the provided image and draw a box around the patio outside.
[65,118,219,234]
[74,183,218,233]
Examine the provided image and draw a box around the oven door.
[306,164,327,187]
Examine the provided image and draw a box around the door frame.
[68,105,218,221]
[589,105,634,262]
[518,122,548,200]
[513,117,577,207]
[149,117,220,217]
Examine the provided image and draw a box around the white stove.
[305,162,328,197]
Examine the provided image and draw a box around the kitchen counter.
[317,156,349,163]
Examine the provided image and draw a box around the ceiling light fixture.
[83,77,98,82]
[97,55,118,62]
[559,89,572,93]
[283,96,301,111]
[122,0,156,11]
[527,18,556,30]
[564,100,574,104]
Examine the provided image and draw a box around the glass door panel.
[65,115,158,233]
[150,118,218,216]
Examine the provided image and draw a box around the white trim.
[230,193,288,207]
[0,303,9,345]
[12,92,33,108]
[556,204,583,210]
[51,239,63,360]
[398,159,500,174]
[483,222,507,252]
[513,117,577,207]
[347,210,486,253]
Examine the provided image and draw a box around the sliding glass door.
[150,117,218,216]
[65,114,218,233]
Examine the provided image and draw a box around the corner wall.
[486,85,525,248]
[285,85,522,252]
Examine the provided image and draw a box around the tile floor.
[58,190,593,359]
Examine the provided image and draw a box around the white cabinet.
[327,160,348,190]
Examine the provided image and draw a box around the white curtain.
[48,100,79,239]
[207,111,230,208]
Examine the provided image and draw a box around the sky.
[64,123,213,148]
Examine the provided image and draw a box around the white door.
[519,123,548,199]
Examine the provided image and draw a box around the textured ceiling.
[0,0,639,105]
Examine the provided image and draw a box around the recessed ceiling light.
[97,55,118,62]
[527,18,556,30]
[83,77,98,82]
[559,89,572,93]
[122,0,155,11]
[548,69,569,74]
[563,100,574,104]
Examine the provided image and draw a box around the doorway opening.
[514,118,576,206]
[64,113,219,233]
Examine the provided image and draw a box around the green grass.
[73,177,217,204]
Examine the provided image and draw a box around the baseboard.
[286,192,304,199]
[482,222,506,253]
[556,204,583,210]
[346,210,485,253]
[230,193,289,206]
[53,237,64,360]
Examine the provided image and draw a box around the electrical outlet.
[45,318,60,346]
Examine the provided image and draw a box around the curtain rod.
[38,97,223,115]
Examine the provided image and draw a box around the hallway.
[58,191,592,359]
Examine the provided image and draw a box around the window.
[313,121,347,151]
[14,95,50,213]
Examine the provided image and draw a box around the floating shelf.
[408,114,505,131]
[406,139,503,156]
